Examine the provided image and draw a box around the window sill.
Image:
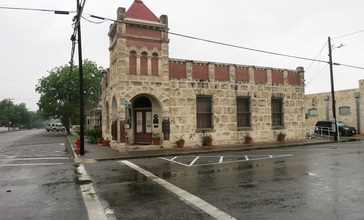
[195,128,215,133]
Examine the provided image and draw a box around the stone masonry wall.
[168,59,306,146]
[305,88,360,131]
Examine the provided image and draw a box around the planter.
[102,139,110,147]
[245,137,253,144]
[204,140,212,147]
[277,135,285,142]
[176,140,185,148]
[97,137,103,144]
[152,137,160,145]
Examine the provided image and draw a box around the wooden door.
[135,110,152,144]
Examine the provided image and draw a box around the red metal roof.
[126,0,159,22]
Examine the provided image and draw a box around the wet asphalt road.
[85,141,364,220]
[0,129,87,220]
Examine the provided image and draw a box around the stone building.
[305,79,364,134]
[101,0,306,151]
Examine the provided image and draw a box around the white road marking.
[170,156,177,161]
[160,154,293,167]
[308,172,318,177]
[219,156,224,163]
[189,156,200,166]
[0,157,69,161]
[77,164,110,220]
[121,160,236,220]
[0,163,63,167]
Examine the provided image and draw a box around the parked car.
[45,123,65,132]
[314,120,356,136]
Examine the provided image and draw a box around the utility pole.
[328,37,338,141]
[76,0,85,155]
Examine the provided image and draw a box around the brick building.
[101,0,306,151]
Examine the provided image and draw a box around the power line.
[305,64,329,86]
[2,6,364,70]
[305,43,327,85]
[0,6,75,15]
[333,29,364,39]
[82,12,364,70]
[0,78,36,83]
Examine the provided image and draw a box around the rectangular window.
[196,96,213,129]
[308,108,318,116]
[339,106,350,115]
[271,98,284,127]
[237,97,251,127]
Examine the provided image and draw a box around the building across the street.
[101,0,306,151]
[85,108,102,130]
[305,79,364,134]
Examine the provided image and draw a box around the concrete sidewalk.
[70,136,334,163]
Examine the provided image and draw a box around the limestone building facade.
[101,0,306,151]
[305,79,364,134]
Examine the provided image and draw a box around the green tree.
[29,110,45,129]
[35,59,105,134]
[0,100,31,128]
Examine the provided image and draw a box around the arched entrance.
[134,96,152,144]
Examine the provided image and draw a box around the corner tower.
[103,1,170,148]
[108,0,169,84]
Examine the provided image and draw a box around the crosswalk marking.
[0,163,63,167]
[0,157,69,161]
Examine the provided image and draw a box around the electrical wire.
[66,0,87,101]
[304,43,328,86]
[333,29,364,39]
[1,6,363,70]
[306,64,329,86]
[0,78,36,83]
[83,12,364,70]
[82,15,107,24]
[0,6,75,14]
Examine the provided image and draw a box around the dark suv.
[315,120,356,136]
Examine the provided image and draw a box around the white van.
[45,123,65,132]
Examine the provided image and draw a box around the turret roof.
[126,0,159,22]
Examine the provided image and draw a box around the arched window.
[151,52,159,76]
[308,108,318,117]
[140,52,148,76]
[129,51,137,75]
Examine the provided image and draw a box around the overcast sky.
[0,0,363,111]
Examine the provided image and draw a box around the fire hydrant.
[75,138,80,155]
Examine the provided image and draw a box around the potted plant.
[277,130,286,141]
[152,133,160,145]
[202,134,213,147]
[176,135,185,148]
[102,138,110,147]
[97,137,104,145]
[244,134,253,144]
[94,126,103,144]
[85,127,102,144]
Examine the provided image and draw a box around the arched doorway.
[134,96,152,144]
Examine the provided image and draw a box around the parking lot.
[83,142,364,219]
[160,153,293,167]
